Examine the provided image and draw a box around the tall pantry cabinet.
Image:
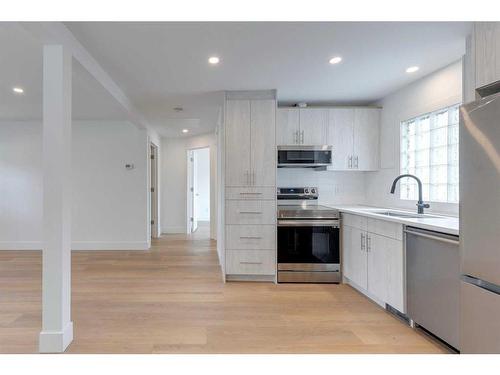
[223,90,277,282]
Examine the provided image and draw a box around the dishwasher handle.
[404,228,459,246]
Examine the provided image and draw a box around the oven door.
[277,146,332,167]
[277,220,340,267]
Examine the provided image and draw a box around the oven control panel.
[277,187,318,200]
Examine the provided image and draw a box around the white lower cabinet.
[226,250,276,275]
[342,213,405,313]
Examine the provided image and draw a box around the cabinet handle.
[252,171,255,186]
[294,131,298,144]
[239,211,262,214]
[301,130,304,144]
[361,233,365,251]
[240,261,262,265]
[239,192,262,195]
[240,236,262,240]
[367,235,371,252]
[354,156,359,169]
[348,156,352,169]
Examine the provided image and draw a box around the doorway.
[187,147,210,237]
[150,142,159,239]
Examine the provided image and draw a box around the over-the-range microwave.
[277,145,332,168]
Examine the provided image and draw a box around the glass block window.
[400,104,459,203]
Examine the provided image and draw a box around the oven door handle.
[278,220,339,227]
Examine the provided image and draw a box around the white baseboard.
[71,241,150,250]
[0,241,43,250]
[161,226,187,234]
[0,241,150,251]
[39,321,73,353]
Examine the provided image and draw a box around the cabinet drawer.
[342,213,367,231]
[226,225,276,250]
[225,200,276,225]
[225,187,276,200]
[367,218,402,240]
[226,250,276,275]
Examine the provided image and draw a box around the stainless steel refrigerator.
[460,91,500,353]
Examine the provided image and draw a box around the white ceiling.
[0,23,128,122]
[1,22,471,138]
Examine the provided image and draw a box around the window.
[400,104,459,204]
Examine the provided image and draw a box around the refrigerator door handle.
[462,275,500,296]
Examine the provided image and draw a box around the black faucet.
[390,174,430,214]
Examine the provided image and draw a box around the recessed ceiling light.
[208,56,220,65]
[406,66,419,73]
[182,129,189,133]
[12,87,24,94]
[329,56,342,65]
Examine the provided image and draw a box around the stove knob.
[311,188,316,194]
[304,188,309,194]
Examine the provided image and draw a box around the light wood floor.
[0,232,449,354]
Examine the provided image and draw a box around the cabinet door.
[367,233,388,303]
[276,108,300,145]
[353,108,380,171]
[328,108,354,170]
[299,109,329,145]
[475,22,500,89]
[385,237,404,312]
[251,99,276,187]
[343,225,367,290]
[368,233,404,312]
[225,100,251,186]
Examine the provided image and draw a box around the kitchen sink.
[366,210,441,219]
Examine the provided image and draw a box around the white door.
[353,108,380,170]
[225,100,251,186]
[299,108,329,145]
[328,108,354,170]
[276,108,300,145]
[347,226,368,290]
[187,150,198,233]
[251,99,276,187]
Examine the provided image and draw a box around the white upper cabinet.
[225,100,251,186]
[353,108,380,171]
[276,108,328,145]
[474,22,500,89]
[225,96,276,188]
[328,108,354,170]
[250,100,276,187]
[276,108,300,145]
[299,109,329,145]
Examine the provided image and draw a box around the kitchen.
[221,23,499,354]
[1,16,499,364]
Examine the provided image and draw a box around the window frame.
[398,103,460,204]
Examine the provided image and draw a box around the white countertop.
[325,204,459,236]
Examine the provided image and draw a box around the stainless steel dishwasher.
[405,226,460,350]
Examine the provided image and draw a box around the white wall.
[365,60,463,215]
[0,120,151,250]
[277,169,367,205]
[160,133,217,239]
[194,147,210,221]
[0,121,43,249]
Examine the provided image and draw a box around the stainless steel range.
[277,187,340,283]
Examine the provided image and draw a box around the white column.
[39,45,73,353]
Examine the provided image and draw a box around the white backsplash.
[277,169,367,205]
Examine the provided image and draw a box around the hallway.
[0,234,448,353]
